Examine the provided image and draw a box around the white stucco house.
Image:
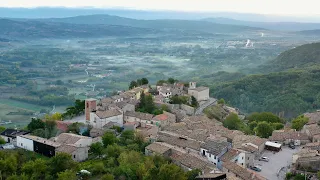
[159,87,172,99]
[200,140,231,169]
[221,148,254,168]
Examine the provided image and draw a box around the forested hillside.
[212,69,320,117]
[259,43,320,72]
[211,43,320,118]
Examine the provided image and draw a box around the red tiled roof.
[56,121,72,132]
[153,114,169,121]
[221,149,241,162]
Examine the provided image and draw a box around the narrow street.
[195,98,217,115]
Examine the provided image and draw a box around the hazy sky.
[0,0,319,16]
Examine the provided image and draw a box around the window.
[214,156,216,160]
[247,157,249,160]
[209,154,211,157]
[218,159,220,162]
[73,155,76,159]
[86,103,89,108]
[241,163,243,165]
[21,143,23,146]
[242,157,244,160]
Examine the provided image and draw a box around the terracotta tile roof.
[233,135,266,149]
[110,95,122,100]
[313,134,320,140]
[269,131,309,141]
[100,98,113,104]
[56,121,72,132]
[119,92,135,99]
[56,144,78,154]
[251,138,267,147]
[124,111,154,120]
[239,144,258,153]
[158,131,201,151]
[115,101,128,109]
[294,148,318,158]
[170,153,215,171]
[201,140,230,156]
[304,112,320,123]
[129,87,143,94]
[305,124,320,136]
[90,128,106,138]
[96,109,122,119]
[20,134,61,147]
[303,142,320,150]
[223,162,258,180]
[221,149,241,162]
[153,114,169,121]
[297,155,320,162]
[55,133,91,145]
[145,142,171,154]
[127,99,140,106]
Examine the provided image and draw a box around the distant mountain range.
[203,17,320,31]
[1,7,320,23]
[31,14,264,33]
[0,18,157,39]
[0,13,320,39]
[0,15,266,39]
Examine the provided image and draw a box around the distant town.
[1,79,320,180]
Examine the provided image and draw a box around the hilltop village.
[1,80,320,180]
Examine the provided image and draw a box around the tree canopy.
[102,132,118,147]
[255,121,274,138]
[247,112,282,123]
[223,113,242,130]
[27,118,45,132]
[291,115,309,130]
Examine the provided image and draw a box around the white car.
[259,157,269,162]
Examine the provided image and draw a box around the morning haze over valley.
[0,1,320,180]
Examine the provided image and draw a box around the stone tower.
[85,98,97,121]
[189,82,196,89]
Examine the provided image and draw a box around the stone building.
[89,109,123,128]
[85,98,97,121]
[187,82,210,102]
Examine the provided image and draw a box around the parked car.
[289,143,295,149]
[259,157,269,162]
[250,166,262,172]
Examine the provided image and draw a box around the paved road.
[254,147,299,180]
[195,98,217,115]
